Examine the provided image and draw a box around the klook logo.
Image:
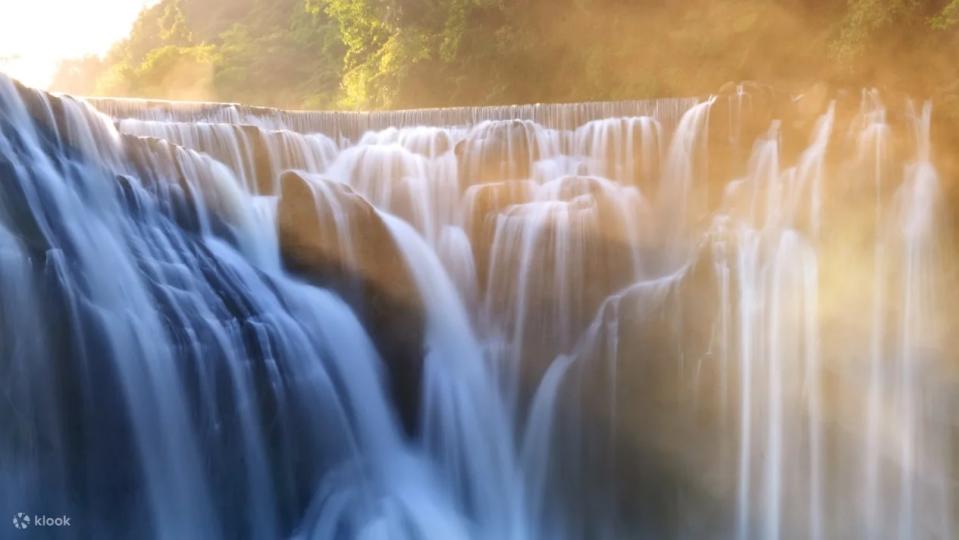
[11,512,70,530]
[11,513,29,530]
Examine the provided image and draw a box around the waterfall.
[1,74,956,538]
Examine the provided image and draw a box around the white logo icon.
[11,512,29,530]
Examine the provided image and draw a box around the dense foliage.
[49,0,959,110]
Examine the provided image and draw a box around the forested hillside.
[49,0,959,110]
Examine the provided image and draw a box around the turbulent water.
[0,75,956,539]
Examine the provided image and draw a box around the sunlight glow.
[0,0,157,89]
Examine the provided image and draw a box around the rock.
[457,119,542,184]
[276,170,425,433]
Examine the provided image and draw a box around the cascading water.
[0,74,956,538]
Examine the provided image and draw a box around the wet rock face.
[573,117,664,189]
[462,180,538,288]
[276,171,425,432]
[465,174,655,393]
[457,120,543,184]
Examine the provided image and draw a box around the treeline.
[49,0,959,111]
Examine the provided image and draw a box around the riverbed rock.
[276,170,425,432]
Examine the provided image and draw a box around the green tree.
[45,0,959,110]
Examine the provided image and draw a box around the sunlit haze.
[0,0,156,89]
[0,1,957,538]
